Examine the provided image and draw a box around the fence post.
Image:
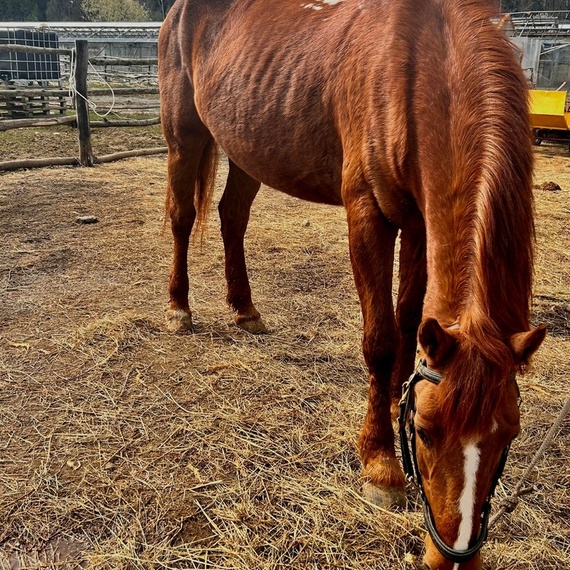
[74,40,93,167]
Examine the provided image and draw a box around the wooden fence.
[0,40,167,172]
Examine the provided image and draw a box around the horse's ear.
[418,318,456,364]
[509,325,546,365]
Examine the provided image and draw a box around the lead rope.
[68,47,116,118]
[490,394,570,527]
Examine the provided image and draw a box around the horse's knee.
[362,330,398,376]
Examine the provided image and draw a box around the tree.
[143,0,176,20]
[139,0,176,20]
[36,0,48,20]
[82,0,149,21]
[46,0,84,21]
[2,0,40,20]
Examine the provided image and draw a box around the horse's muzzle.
[423,535,482,570]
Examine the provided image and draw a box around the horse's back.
[160,1,410,204]
[160,0,526,213]
[196,0,360,203]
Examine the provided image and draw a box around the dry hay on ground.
[0,146,568,569]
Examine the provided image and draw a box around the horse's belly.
[196,92,343,205]
[220,138,342,206]
[193,8,345,206]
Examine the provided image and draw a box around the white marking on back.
[491,418,498,433]
[303,0,344,10]
[454,442,481,555]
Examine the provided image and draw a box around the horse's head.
[399,318,545,570]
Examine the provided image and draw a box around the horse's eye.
[416,427,432,448]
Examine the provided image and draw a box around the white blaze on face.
[451,442,481,569]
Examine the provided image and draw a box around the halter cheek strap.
[398,361,514,565]
[422,444,510,563]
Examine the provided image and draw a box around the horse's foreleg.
[390,218,427,419]
[165,139,209,332]
[345,188,405,508]
[218,161,266,333]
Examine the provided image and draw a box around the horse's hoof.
[235,315,268,334]
[362,481,406,508]
[166,309,193,333]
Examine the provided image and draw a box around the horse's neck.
[421,175,532,334]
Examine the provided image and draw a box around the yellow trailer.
[529,89,570,148]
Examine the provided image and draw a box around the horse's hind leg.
[390,217,427,418]
[164,130,214,332]
[218,160,267,333]
[344,181,406,508]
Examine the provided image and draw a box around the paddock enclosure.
[0,145,568,568]
[0,35,164,172]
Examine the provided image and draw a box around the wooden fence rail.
[0,88,71,98]
[0,44,72,56]
[0,115,76,132]
[90,57,158,66]
[90,87,159,96]
[91,118,161,128]
[0,40,165,172]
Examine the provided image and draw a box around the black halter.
[398,361,512,565]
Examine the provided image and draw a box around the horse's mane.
[447,0,534,332]
[434,0,534,437]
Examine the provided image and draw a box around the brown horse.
[158,1,545,568]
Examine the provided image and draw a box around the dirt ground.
[0,143,568,569]
[0,123,165,162]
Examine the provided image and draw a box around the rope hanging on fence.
[0,40,167,171]
[490,394,570,527]
[68,48,116,119]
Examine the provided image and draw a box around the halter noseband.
[398,361,513,565]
